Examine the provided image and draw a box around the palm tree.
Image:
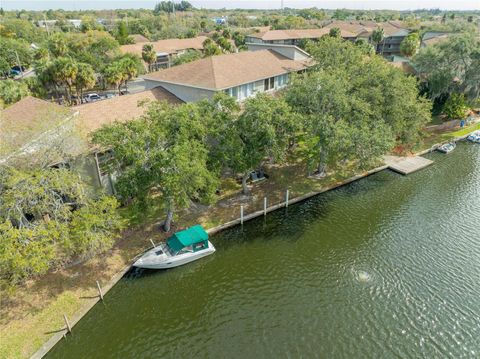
[103,63,124,95]
[52,57,78,104]
[141,44,156,72]
[75,63,96,104]
[119,57,138,93]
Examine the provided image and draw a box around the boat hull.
[133,241,216,269]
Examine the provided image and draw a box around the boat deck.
[384,155,434,175]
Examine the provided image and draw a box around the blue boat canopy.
[167,225,209,253]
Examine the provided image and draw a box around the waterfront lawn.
[3,122,478,359]
[1,148,365,359]
[420,122,480,152]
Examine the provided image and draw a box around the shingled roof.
[143,49,310,90]
[0,97,77,159]
[74,87,183,134]
[248,28,356,41]
[120,36,208,57]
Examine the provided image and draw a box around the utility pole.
[43,13,50,36]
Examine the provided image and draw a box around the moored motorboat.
[466,131,480,143]
[134,225,215,269]
[437,142,456,154]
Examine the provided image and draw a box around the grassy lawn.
[419,122,480,152]
[1,121,478,359]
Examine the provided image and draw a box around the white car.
[84,93,102,103]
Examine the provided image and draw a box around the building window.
[264,77,275,91]
[275,74,288,88]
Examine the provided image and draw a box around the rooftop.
[0,97,76,159]
[120,36,208,56]
[143,49,310,90]
[247,27,356,41]
[130,34,150,43]
[74,87,183,135]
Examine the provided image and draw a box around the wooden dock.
[384,155,434,175]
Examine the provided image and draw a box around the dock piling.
[240,205,244,225]
[285,190,289,207]
[63,314,72,334]
[264,197,267,216]
[96,280,104,301]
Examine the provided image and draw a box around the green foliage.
[92,101,217,230]
[115,21,133,45]
[232,31,246,48]
[400,32,420,57]
[442,93,468,119]
[0,37,33,72]
[371,28,384,44]
[329,27,341,38]
[172,50,201,66]
[414,33,480,100]
[0,167,124,288]
[203,39,222,56]
[154,1,193,14]
[142,43,157,71]
[298,8,327,20]
[355,38,375,55]
[287,38,431,173]
[0,79,30,108]
[102,54,142,93]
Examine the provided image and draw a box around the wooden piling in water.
[63,314,72,334]
[96,281,104,301]
[149,238,156,248]
[240,205,244,224]
[285,190,289,207]
[264,197,267,216]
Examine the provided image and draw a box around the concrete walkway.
[384,155,434,175]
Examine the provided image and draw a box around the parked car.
[10,66,26,76]
[84,93,102,103]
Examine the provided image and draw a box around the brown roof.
[422,34,450,47]
[131,34,150,43]
[120,36,208,57]
[377,22,409,36]
[143,50,310,90]
[248,28,356,41]
[74,87,183,134]
[324,21,375,36]
[0,96,75,158]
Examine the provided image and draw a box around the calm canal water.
[47,143,480,359]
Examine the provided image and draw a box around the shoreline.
[26,125,480,359]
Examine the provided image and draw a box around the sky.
[1,0,480,11]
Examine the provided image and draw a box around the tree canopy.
[414,33,480,101]
[0,167,124,289]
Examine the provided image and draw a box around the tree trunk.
[241,172,250,195]
[163,207,174,232]
[317,149,327,177]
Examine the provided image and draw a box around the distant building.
[245,28,356,46]
[120,36,208,70]
[143,45,311,103]
[212,17,227,25]
[420,31,450,48]
[374,23,411,56]
[130,34,150,44]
